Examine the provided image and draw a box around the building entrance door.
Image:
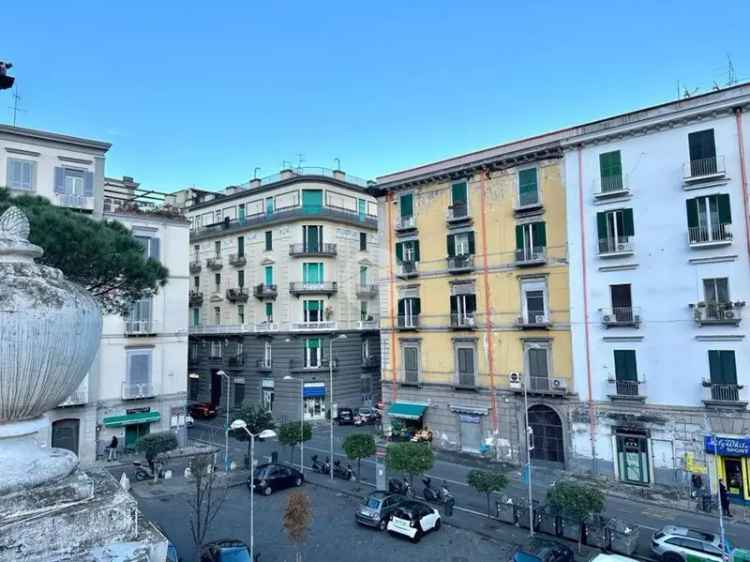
[211,369,222,409]
[723,457,744,497]
[616,433,650,485]
[52,418,80,455]
[458,414,482,453]
[527,405,564,464]
[125,423,150,451]
[304,396,326,420]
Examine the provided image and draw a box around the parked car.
[354,407,380,426]
[249,463,304,496]
[651,525,734,562]
[337,408,355,425]
[590,555,641,562]
[199,539,252,562]
[512,541,575,562]
[386,500,441,543]
[189,402,217,419]
[355,490,404,531]
[166,542,180,562]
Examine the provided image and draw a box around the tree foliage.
[342,433,376,478]
[0,189,169,313]
[230,401,275,460]
[278,422,312,462]
[283,491,312,562]
[135,431,178,471]
[385,442,434,486]
[187,454,228,560]
[546,480,605,550]
[467,469,508,516]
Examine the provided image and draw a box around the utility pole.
[523,375,534,536]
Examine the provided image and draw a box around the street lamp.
[283,375,304,473]
[217,370,231,472]
[328,334,347,480]
[230,419,276,559]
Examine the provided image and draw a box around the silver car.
[651,526,733,562]
[355,491,403,531]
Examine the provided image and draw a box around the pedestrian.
[444,495,455,517]
[719,479,732,518]
[107,434,119,462]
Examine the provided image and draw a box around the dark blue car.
[200,539,253,562]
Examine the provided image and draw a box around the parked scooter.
[311,455,329,475]
[422,477,453,504]
[388,477,414,497]
[133,460,166,481]
[333,460,356,481]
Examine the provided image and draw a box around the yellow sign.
[685,452,707,474]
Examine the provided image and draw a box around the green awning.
[388,402,427,420]
[103,411,161,428]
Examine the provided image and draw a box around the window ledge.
[452,384,479,392]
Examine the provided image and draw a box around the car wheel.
[378,518,387,532]
[434,518,441,531]
[263,485,272,496]
[295,477,303,487]
[663,553,682,562]
[411,529,422,544]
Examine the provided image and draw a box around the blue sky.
[3,1,748,191]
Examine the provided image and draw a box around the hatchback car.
[249,463,304,496]
[512,541,575,562]
[189,402,217,419]
[355,490,404,531]
[652,525,733,562]
[386,500,441,543]
[354,407,380,425]
[199,539,252,562]
[337,408,355,425]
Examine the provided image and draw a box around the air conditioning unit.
[509,372,522,389]
[633,314,641,323]
[602,314,612,323]
[465,316,476,327]
[535,315,547,324]
[725,310,735,319]
[552,378,567,390]
[693,309,703,321]
[616,242,628,252]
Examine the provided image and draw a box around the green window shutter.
[451,182,468,204]
[708,350,722,383]
[686,199,699,229]
[302,190,323,213]
[599,151,622,188]
[596,212,607,240]
[306,338,320,350]
[450,295,457,313]
[614,350,637,381]
[518,168,538,205]
[265,302,273,317]
[397,299,405,316]
[466,294,477,313]
[533,222,547,248]
[395,242,403,262]
[622,209,635,236]
[414,240,420,262]
[265,266,273,286]
[720,351,737,384]
[414,298,421,315]
[689,130,716,161]
[319,263,324,282]
[468,231,475,254]
[447,234,456,257]
[400,193,413,218]
[717,194,731,224]
[515,224,524,250]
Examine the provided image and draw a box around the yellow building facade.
[374,135,575,464]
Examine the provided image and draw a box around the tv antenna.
[8,86,26,127]
[726,54,737,86]
[296,153,305,170]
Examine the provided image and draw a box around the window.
[395,240,420,263]
[686,194,731,244]
[265,230,273,251]
[703,278,730,320]
[515,222,546,261]
[304,300,324,323]
[238,304,245,324]
[447,231,475,257]
[127,296,153,331]
[134,234,160,261]
[303,225,323,252]
[610,284,634,323]
[599,151,623,192]
[398,297,420,328]
[361,339,370,362]
[126,348,152,389]
[597,209,634,254]
[361,374,372,403]
[450,181,468,218]
[238,203,246,223]
[688,129,717,176]
[265,197,274,216]
[708,350,738,400]
[54,167,93,198]
[518,168,539,207]
[400,193,414,219]
[7,158,35,191]
[213,306,221,325]
[360,300,369,321]
[303,262,324,284]
[614,350,638,396]
[193,244,200,260]
[305,338,321,368]
[210,340,223,359]
[189,377,200,401]
[264,265,273,286]
[526,344,550,390]
[214,210,222,223]
[237,270,245,288]
[455,345,476,387]
[214,273,221,292]
[359,265,368,286]
[265,302,273,322]
[193,276,200,289]
[191,308,200,327]
[264,341,272,368]
[234,381,245,408]
[450,293,477,326]
[237,236,245,257]
[402,345,419,384]
[302,190,323,213]
[360,232,367,251]
[214,240,221,257]
[521,279,547,323]
[190,343,199,362]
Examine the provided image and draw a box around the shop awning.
[388,402,427,420]
[303,383,326,398]
[103,411,161,428]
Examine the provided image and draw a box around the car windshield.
[514,551,542,562]
[219,546,252,562]
[365,497,382,509]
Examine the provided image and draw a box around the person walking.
[107,435,119,462]
[719,479,732,518]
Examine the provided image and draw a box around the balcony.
[357,318,379,330]
[362,356,380,369]
[446,204,472,226]
[516,313,550,329]
[57,193,95,211]
[289,321,337,332]
[447,255,474,274]
[395,215,417,232]
[207,257,223,270]
[226,287,250,303]
[511,376,568,396]
[289,357,337,373]
[229,253,247,267]
[598,237,634,257]
[514,247,547,267]
[688,224,732,248]
[255,321,280,333]
[594,174,630,200]
[702,380,747,410]
[189,290,204,306]
[683,156,726,185]
[289,243,337,257]
[453,373,477,391]
[397,261,419,279]
[691,302,744,326]
[289,281,338,297]
[189,260,202,273]
[122,382,157,400]
[190,324,253,335]
[397,315,420,330]
[254,283,278,300]
[356,284,378,299]
[607,378,645,402]
[399,370,421,387]
[125,320,158,336]
[450,312,476,330]
[58,388,88,407]
[256,358,273,372]
[601,307,641,328]
[227,354,245,368]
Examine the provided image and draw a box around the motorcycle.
[311,455,329,475]
[333,460,356,481]
[388,477,414,497]
[133,460,166,481]
[422,477,453,505]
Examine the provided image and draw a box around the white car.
[386,500,441,543]
[651,525,733,562]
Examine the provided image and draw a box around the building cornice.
[0,124,111,153]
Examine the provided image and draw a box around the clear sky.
[3,1,748,191]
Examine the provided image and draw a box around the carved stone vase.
[0,206,102,494]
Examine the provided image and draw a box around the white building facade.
[563,85,750,499]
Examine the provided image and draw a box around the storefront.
[303,383,326,420]
[615,428,651,485]
[450,405,487,453]
[387,402,427,441]
[103,409,161,451]
[262,378,274,412]
[705,435,750,501]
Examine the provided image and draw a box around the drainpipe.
[478,170,500,458]
[577,146,598,472]
[386,191,399,404]
[734,107,750,264]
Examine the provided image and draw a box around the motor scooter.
[333,460,355,481]
[133,460,166,481]
[311,455,329,474]
[422,477,453,504]
[388,477,414,497]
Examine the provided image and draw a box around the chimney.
[333,169,346,181]
[250,178,262,189]
[280,168,295,180]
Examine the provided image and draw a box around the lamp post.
[523,374,534,536]
[217,370,231,472]
[283,375,305,473]
[329,334,347,480]
[230,419,276,559]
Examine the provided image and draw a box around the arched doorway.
[527,405,564,464]
[52,418,80,455]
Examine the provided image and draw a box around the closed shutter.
[414,298,421,315]
[596,212,607,240]
[306,338,320,349]
[518,169,538,205]
[688,130,716,161]
[265,302,273,319]
[717,194,731,224]
[710,350,737,384]
[614,350,637,381]
[528,348,548,379]
[686,199,699,229]
[599,151,622,181]
[468,231,475,254]
[302,190,323,213]
[397,299,405,316]
[83,171,94,197]
[150,238,160,261]
[400,193,413,218]
[128,351,151,386]
[414,240,420,261]
[465,293,477,313]
[515,224,524,250]
[450,295,457,314]
[395,242,403,262]
[532,222,547,248]
[447,234,456,257]
[452,182,468,205]
[265,266,273,286]
[237,236,245,257]
[54,167,65,194]
[622,209,634,236]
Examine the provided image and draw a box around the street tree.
[342,433,376,479]
[385,442,433,487]
[0,189,169,314]
[278,421,312,463]
[545,480,605,551]
[467,468,508,516]
[229,401,275,464]
[283,491,312,562]
[135,431,178,473]
[187,453,228,561]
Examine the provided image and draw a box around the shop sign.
[704,435,750,457]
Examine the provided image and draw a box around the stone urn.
[0,207,102,494]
